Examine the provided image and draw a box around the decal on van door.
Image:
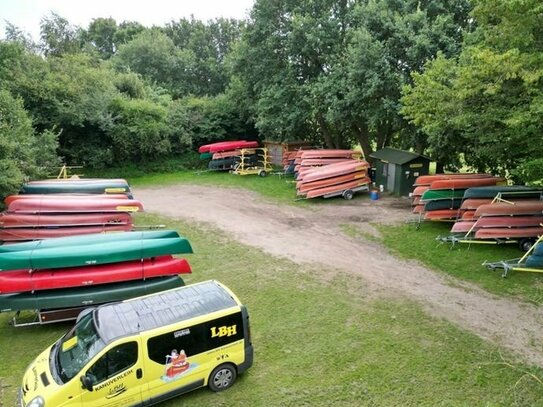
[161,349,198,382]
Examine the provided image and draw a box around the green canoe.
[420,189,466,201]
[0,237,193,271]
[0,230,181,253]
[21,181,131,195]
[200,152,213,160]
[0,276,184,312]
[424,198,463,211]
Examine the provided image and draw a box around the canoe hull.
[0,230,181,253]
[8,198,143,213]
[0,256,191,294]
[0,275,185,312]
[0,212,133,228]
[0,237,193,271]
[0,224,133,242]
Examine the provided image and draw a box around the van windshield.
[55,311,105,383]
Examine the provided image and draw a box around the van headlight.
[26,396,44,407]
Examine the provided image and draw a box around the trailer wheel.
[208,363,237,392]
[342,189,354,200]
[519,238,534,252]
[258,170,267,177]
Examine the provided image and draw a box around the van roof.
[94,280,239,343]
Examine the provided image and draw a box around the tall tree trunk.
[317,114,335,148]
[351,122,372,161]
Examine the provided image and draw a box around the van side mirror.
[80,375,94,392]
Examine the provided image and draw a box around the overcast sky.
[0,0,255,40]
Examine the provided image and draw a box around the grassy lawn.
[1,213,542,406]
[376,222,543,305]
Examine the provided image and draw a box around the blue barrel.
[370,190,379,200]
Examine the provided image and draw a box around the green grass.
[1,214,542,406]
[376,222,543,305]
[129,170,301,204]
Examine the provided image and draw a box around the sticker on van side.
[161,349,199,383]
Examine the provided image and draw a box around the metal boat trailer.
[436,234,535,252]
[482,235,543,277]
[5,305,91,327]
[323,185,369,200]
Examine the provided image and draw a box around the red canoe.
[0,224,133,242]
[0,256,191,294]
[450,221,476,233]
[7,198,144,213]
[430,177,506,190]
[297,171,367,193]
[299,160,369,183]
[474,202,543,218]
[0,212,132,228]
[460,199,493,210]
[207,141,259,154]
[414,173,494,186]
[198,141,246,153]
[423,209,459,220]
[304,178,370,199]
[4,194,130,206]
[475,227,543,240]
[412,186,430,197]
[474,215,543,229]
[300,149,363,159]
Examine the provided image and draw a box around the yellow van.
[18,280,253,407]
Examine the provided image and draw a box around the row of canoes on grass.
[0,178,140,242]
[0,230,192,311]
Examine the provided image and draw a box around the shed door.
[387,164,396,192]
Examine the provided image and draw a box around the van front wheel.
[208,364,237,392]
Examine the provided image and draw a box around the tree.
[40,12,83,56]
[113,30,196,98]
[0,90,59,200]
[86,17,118,58]
[402,0,543,174]
[231,0,472,158]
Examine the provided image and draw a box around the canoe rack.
[482,235,543,277]
[8,305,90,327]
[230,148,273,177]
[436,234,535,252]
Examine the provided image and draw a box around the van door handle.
[136,368,143,379]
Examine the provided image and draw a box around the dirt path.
[136,185,543,366]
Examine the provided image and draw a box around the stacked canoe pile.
[296,159,371,199]
[411,174,506,220]
[449,186,543,242]
[0,230,192,315]
[293,149,364,177]
[199,140,259,171]
[0,178,142,242]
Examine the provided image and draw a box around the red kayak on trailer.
[0,212,132,228]
[4,194,130,206]
[474,201,543,218]
[299,149,363,159]
[0,224,132,242]
[7,198,144,213]
[474,215,543,229]
[475,226,543,240]
[298,160,369,183]
[297,171,367,193]
[450,220,477,233]
[423,209,459,220]
[206,141,259,154]
[304,178,370,199]
[413,173,494,186]
[0,255,191,294]
[430,177,505,190]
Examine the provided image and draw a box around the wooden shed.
[263,140,313,166]
[370,148,435,196]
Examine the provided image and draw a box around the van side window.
[86,341,138,384]
[147,313,243,364]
